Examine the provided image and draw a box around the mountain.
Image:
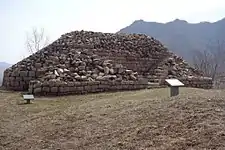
[0,62,11,86]
[118,18,225,63]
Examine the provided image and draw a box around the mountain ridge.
[0,62,11,67]
[127,17,225,25]
[118,17,225,62]
[0,62,11,86]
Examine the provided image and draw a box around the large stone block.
[13,86,24,91]
[77,86,84,91]
[9,77,15,81]
[42,87,50,92]
[19,81,26,86]
[110,86,117,90]
[59,86,65,93]
[68,82,75,87]
[19,71,28,77]
[122,84,129,89]
[64,86,70,93]
[98,84,108,89]
[3,71,9,77]
[59,86,69,93]
[51,87,58,93]
[11,71,20,77]
[80,81,88,86]
[28,71,36,77]
[84,85,91,91]
[15,77,22,81]
[28,87,33,94]
[34,83,42,88]
[68,87,75,92]
[35,63,42,68]
[116,85,122,90]
[74,82,81,86]
[13,81,20,87]
[34,87,42,94]
[23,77,32,81]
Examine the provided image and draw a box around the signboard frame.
[165,79,184,97]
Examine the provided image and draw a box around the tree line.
[192,40,225,88]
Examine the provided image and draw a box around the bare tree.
[26,27,49,54]
[192,40,225,81]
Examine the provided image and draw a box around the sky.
[0,0,225,64]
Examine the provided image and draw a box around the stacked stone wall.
[180,77,213,89]
[93,48,169,74]
[2,31,213,95]
[29,80,148,96]
[3,70,36,91]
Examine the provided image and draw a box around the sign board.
[23,94,34,104]
[23,95,34,100]
[165,79,184,87]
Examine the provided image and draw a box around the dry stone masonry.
[2,30,212,95]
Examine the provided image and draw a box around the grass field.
[0,88,225,150]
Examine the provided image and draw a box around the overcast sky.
[1,0,225,64]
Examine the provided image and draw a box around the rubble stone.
[2,30,212,96]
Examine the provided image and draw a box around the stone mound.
[2,30,213,95]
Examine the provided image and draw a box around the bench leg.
[26,99,31,104]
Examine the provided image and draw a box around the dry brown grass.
[0,88,225,150]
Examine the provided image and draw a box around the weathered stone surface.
[23,77,32,81]
[2,30,212,95]
[34,82,42,88]
[59,86,65,93]
[28,71,36,77]
[19,71,28,77]
[130,74,137,80]
[42,87,50,92]
[28,87,33,94]
[34,87,42,94]
[35,63,42,68]
[104,67,110,75]
[51,87,58,93]
[68,82,75,87]
[11,71,19,77]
